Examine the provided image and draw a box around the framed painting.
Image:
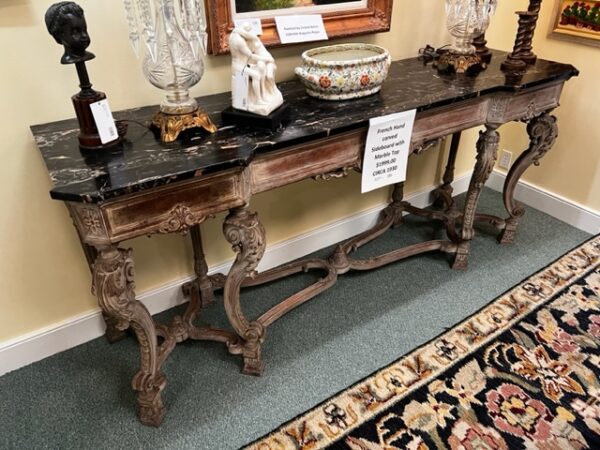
[550,0,600,47]
[204,0,393,54]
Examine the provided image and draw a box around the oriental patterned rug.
[245,235,600,450]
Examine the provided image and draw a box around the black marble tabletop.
[32,50,577,203]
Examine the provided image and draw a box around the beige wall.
[486,0,600,211]
[0,0,595,345]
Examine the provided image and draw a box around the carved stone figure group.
[230,23,284,116]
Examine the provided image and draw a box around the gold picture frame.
[550,0,600,47]
[205,0,393,55]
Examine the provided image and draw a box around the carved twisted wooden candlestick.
[501,11,534,72]
[522,0,542,64]
[502,0,543,71]
[527,1,543,17]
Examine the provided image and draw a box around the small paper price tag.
[89,99,118,145]
[232,71,250,111]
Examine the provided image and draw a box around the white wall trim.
[0,172,474,377]
[487,170,600,235]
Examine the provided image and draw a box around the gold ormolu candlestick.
[521,0,543,64]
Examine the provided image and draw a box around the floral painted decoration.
[295,43,391,101]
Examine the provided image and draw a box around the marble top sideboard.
[32,50,577,204]
[30,50,579,427]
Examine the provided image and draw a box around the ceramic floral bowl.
[295,43,391,101]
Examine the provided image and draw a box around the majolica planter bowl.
[295,43,391,101]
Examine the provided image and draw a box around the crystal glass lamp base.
[160,88,199,115]
[449,39,476,56]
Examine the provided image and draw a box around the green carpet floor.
[0,188,592,449]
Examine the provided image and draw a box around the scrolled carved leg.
[222,207,267,376]
[67,209,128,344]
[499,113,558,244]
[452,125,500,270]
[92,246,167,427]
[190,224,215,307]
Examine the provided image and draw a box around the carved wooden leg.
[91,244,126,348]
[222,207,267,376]
[190,224,215,307]
[84,240,128,343]
[499,113,558,244]
[67,204,128,344]
[390,182,405,228]
[93,246,167,426]
[434,132,461,211]
[452,125,500,270]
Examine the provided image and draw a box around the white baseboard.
[0,172,473,377]
[487,170,600,235]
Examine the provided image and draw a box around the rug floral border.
[244,235,600,449]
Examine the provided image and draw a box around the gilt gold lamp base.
[436,53,483,75]
[152,109,217,143]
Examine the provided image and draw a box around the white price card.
[232,71,250,111]
[274,15,328,44]
[89,99,118,145]
[234,18,263,35]
[361,110,417,194]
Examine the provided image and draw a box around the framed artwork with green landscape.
[204,0,393,54]
[551,0,600,47]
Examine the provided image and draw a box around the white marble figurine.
[230,23,283,116]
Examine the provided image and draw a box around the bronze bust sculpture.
[45,1,95,65]
[45,1,124,150]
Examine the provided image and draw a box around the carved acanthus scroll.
[92,246,167,427]
[223,207,267,375]
[527,113,558,166]
[453,125,500,269]
[223,208,266,279]
[499,113,558,244]
[158,205,204,235]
